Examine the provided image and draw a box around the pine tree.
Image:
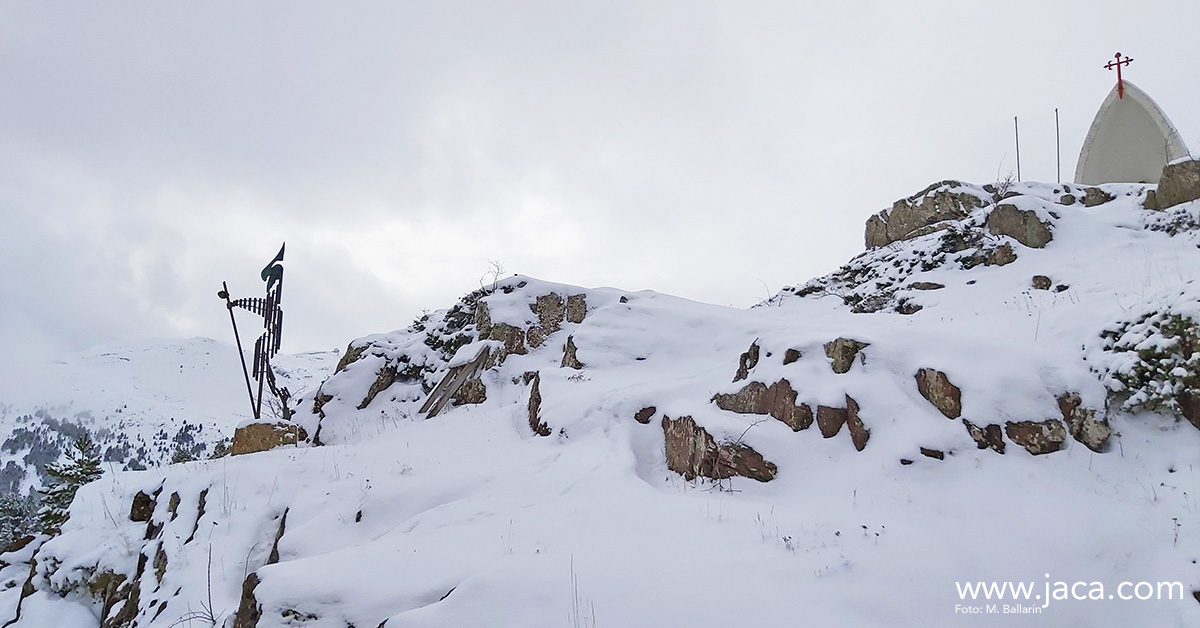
[0,491,39,548]
[37,435,102,535]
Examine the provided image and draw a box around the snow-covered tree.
[37,435,102,535]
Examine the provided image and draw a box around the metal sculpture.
[217,243,292,421]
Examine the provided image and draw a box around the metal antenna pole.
[1014,116,1022,182]
[220,281,260,420]
[1055,108,1061,183]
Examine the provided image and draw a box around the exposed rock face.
[1156,159,1200,209]
[845,395,870,451]
[661,416,776,482]
[824,338,869,374]
[231,421,306,456]
[985,204,1053,248]
[816,405,847,438]
[451,378,487,406]
[1004,419,1067,455]
[566,294,587,324]
[865,180,986,248]
[526,294,565,348]
[1057,393,1110,452]
[561,335,583,370]
[634,406,656,424]
[986,243,1017,266]
[1060,193,1077,205]
[782,348,802,365]
[233,573,262,628]
[491,323,528,361]
[357,363,398,409]
[711,379,813,431]
[909,282,944,290]
[334,342,369,373]
[919,447,944,460]
[1032,275,1052,290]
[524,372,550,436]
[963,419,1006,454]
[733,341,760,382]
[1083,187,1114,207]
[130,491,156,522]
[916,368,962,419]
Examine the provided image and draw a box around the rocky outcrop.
[712,379,813,431]
[782,348,802,365]
[909,282,944,290]
[985,204,1053,248]
[233,573,262,628]
[524,372,550,436]
[824,338,869,374]
[816,405,846,438]
[561,335,583,370]
[865,180,986,248]
[1004,419,1067,455]
[1057,393,1110,452]
[1082,187,1114,207]
[634,406,656,424]
[916,368,962,419]
[451,378,486,406]
[733,341,760,382]
[845,395,870,451]
[1156,159,1200,209]
[963,419,1005,454]
[231,421,306,456]
[661,416,776,482]
[566,294,587,324]
[357,363,398,409]
[919,447,944,460]
[130,490,156,522]
[1032,275,1052,290]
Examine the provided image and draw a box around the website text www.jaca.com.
[954,574,1186,614]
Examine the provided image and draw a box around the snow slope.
[7,181,1200,627]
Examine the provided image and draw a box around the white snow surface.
[7,183,1200,627]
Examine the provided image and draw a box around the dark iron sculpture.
[217,243,292,422]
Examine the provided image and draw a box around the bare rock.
[733,341,760,382]
[865,180,986,248]
[1083,187,1114,207]
[986,243,1017,266]
[845,395,870,451]
[916,368,962,419]
[474,301,493,338]
[816,405,847,438]
[232,573,262,628]
[783,348,802,365]
[1005,419,1067,455]
[1059,193,1077,205]
[524,372,549,436]
[634,406,656,424]
[1032,275,1052,290]
[919,447,944,460]
[1144,189,1158,210]
[232,421,306,456]
[1057,392,1110,452]
[661,415,777,482]
[489,323,527,361]
[824,338,869,374]
[1181,389,1200,432]
[561,335,583,370]
[711,379,813,431]
[963,419,1005,453]
[909,282,944,290]
[1156,159,1200,209]
[451,378,486,406]
[130,490,156,522]
[358,363,398,409]
[566,294,587,324]
[985,204,1053,248]
[334,342,369,373]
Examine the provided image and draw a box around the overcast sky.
[3,1,1199,369]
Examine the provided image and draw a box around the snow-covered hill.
[0,338,336,492]
[6,178,1200,627]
